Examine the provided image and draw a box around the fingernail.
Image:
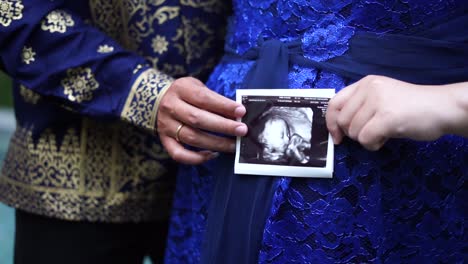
[235,125,248,136]
[234,106,246,117]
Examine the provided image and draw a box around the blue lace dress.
[165,1,468,263]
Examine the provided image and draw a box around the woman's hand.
[326,75,467,151]
[157,77,248,165]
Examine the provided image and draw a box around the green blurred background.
[0,72,12,107]
[0,71,13,264]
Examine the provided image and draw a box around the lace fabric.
[165,1,468,263]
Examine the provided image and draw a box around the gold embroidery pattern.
[21,46,36,64]
[1,127,80,189]
[89,0,123,41]
[132,64,145,74]
[61,67,99,103]
[144,56,160,70]
[121,68,173,132]
[171,28,184,55]
[114,124,170,195]
[0,0,23,27]
[162,64,186,77]
[0,121,175,222]
[152,6,179,24]
[41,10,75,33]
[20,85,41,104]
[126,2,180,43]
[97,44,114,53]
[81,121,113,195]
[181,16,214,64]
[89,0,228,78]
[151,35,169,55]
[90,0,179,51]
[180,0,225,13]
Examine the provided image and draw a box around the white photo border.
[235,89,335,178]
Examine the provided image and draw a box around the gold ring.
[175,123,185,143]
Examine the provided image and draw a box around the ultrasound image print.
[240,95,329,167]
[256,107,312,164]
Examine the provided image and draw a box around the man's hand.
[157,77,248,165]
[326,75,461,151]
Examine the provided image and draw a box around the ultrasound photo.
[235,89,335,178]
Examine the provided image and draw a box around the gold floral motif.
[151,35,169,55]
[0,120,174,222]
[61,67,99,103]
[97,44,114,53]
[41,10,75,33]
[0,0,23,27]
[19,85,41,104]
[121,68,173,132]
[21,46,36,64]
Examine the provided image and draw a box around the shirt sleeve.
[0,0,173,132]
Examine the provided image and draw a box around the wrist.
[443,82,468,136]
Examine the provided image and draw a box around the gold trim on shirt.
[120,68,173,133]
[0,120,175,222]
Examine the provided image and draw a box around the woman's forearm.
[326,76,468,151]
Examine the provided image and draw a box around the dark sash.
[201,12,468,264]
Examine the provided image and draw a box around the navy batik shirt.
[0,0,229,223]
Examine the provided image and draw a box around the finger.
[347,101,376,141]
[326,106,345,144]
[160,135,218,165]
[164,117,236,153]
[172,100,248,137]
[179,83,246,119]
[180,128,236,153]
[336,85,366,136]
[328,81,360,112]
[326,82,359,144]
[357,116,389,151]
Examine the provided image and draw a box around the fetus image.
[256,107,313,164]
